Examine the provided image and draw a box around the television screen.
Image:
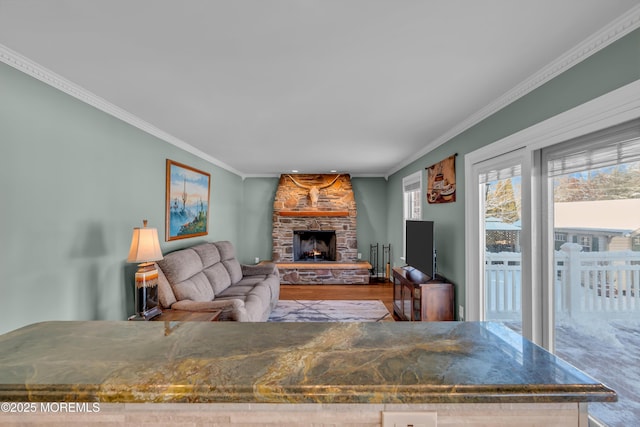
[406,220,434,280]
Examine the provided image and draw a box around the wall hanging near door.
[165,159,210,241]
[426,154,457,204]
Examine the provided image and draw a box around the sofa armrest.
[242,262,277,276]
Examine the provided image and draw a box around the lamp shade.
[126,220,163,263]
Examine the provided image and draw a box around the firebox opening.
[293,230,337,262]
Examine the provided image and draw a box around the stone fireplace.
[272,174,370,284]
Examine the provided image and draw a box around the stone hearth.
[272,174,370,284]
[276,262,372,285]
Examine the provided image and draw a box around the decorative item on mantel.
[285,174,342,208]
[127,220,164,320]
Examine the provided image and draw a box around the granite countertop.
[0,321,616,404]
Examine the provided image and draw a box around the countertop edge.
[0,383,617,404]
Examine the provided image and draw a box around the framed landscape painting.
[165,159,210,241]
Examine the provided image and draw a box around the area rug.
[268,300,392,322]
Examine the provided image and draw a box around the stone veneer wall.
[272,174,357,263]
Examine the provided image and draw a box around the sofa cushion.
[235,276,265,287]
[204,263,232,294]
[223,260,243,284]
[215,241,243,284]
[157,248,203,284]
[217,284,256,299]
[214,240,236,260]
[192,243,221,268]
[171,271,215,302]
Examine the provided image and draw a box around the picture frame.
[426,154,457,204]
[165,159,210,241]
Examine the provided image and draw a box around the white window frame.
[578,235,592,252]
[555,232,567,243]
[402,171,422,260]
[465,79,640,348]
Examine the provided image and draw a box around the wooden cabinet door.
[420,283,454,321]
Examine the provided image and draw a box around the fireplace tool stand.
[369,243,391,282]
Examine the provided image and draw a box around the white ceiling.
[1,1,639,177]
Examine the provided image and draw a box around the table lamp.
[127,220,164,320]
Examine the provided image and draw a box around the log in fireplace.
[293,230,336,262]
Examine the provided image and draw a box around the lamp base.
[133,263,162,320]
[128,306,162,321]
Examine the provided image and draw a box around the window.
[554,232,567,242]
[402,171,422,258]
[403,171,422,221]
[577,235,592,251]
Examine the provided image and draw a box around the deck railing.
[484,252,522,321]
[485,244,640,320]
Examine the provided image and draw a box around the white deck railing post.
[560,243,584,319]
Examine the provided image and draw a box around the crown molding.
[385,4,640,179]
[241,172,388,180]
[0,43,245,178]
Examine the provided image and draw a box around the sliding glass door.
[468,149,529,334]
[543,121,640,426]
[482,163,523,332]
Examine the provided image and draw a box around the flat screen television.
[405,220,435,280]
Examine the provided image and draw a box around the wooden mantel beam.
[278,211,350,217]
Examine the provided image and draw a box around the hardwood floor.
[279,282,396,319]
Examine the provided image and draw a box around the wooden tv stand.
[392,266,454,321]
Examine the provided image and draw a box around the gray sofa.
[155,241,280,321]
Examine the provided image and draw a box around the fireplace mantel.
[278,211,350,217]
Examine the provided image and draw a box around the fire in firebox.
[293,230,336,262]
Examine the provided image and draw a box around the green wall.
[351,177,389,266]
[386,28,640,315]
[239,177,278,264]
[0,62,243,335]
